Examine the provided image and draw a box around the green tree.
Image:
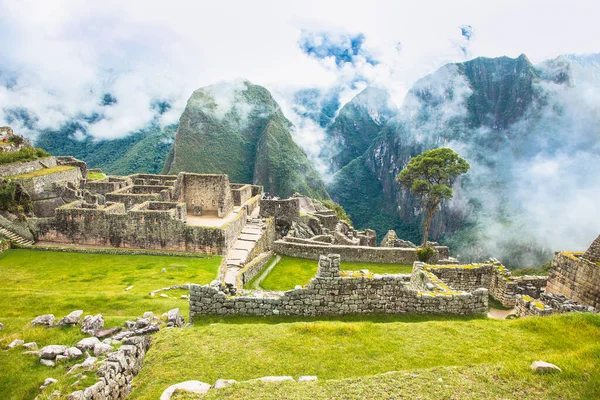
[396,148,470,246]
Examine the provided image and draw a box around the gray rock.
[56,310,84,326]
[69,390,84,400]
[143,311,154,319]
[530,360,561,373]
[160,293,169,298]
[254,376,295,382]
[213,379,237,389]
[40,359,55,367]
[160,381,211,399]
[76,337,100,351]
[93,343,113,356]
[23,350,41,357]
[40,345,67,359]
[56,354,68,362]
[23,342,38,350]
[81,357,97,367]
[93,327,121,339]
[66,347,83,359]
[135,318,150,329]
[298,376,318,382]
[8,339,24,348]
[161,268,166,273]
[81,314,104,334]
[167,308,184,327]
[39,377,57,391]
[0,322,4,330]
[31,314,55,327]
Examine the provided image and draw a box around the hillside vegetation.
[163,81,330,199]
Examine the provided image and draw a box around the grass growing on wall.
[133,312,600,399]
[7,165,76,179]
[0,249,221,398]
[86,172,106,180]
[257,256,412,291]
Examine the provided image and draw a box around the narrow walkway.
[250,254,281,290]
[487,308,516,320]
[223,207,267,286]
[0,227,33,246]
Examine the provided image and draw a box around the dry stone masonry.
[190,254,489,318]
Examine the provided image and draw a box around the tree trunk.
[422,206,434,247]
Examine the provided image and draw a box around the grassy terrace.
[0,249,221,398]
[7,165,76,179]
[136,313,600,399]
[253,256,413,291]
[86,172,106,180]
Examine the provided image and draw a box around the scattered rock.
[76,337,101,351]
[143,312,154,319]
[40,345,67,360]
[160,294,169,298]
[180,295,189,300]
[125,285,134,291]
[298,376,318,382]
[66,347,83,359]
[31,314,55,327]
[39,377,57,391]
[295,285,302,290]
[0,322,4,330]
[81,357,97,367]
[167,308,184,327]
[81,314,104,334]
[92,343,113,356]
[161,268,166,273]
[56,310,84,326]
[135,318,151,329]
[40,359,55,367]
[56,354,68,362]
[93,327,121,339]
[23,342,38,350]
[160,381,211,399]
[8,339,24,348]
[214,379,237,389]
[125,320,136,329]
[254,376,295,382]
[530,360,561,373]
[23,350,41,357]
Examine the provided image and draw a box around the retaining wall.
[237,251,274,289]
[273,240,434,264]
[546,252,600,311]
[259,198,300,220]
[190,254,488,318]
[0,157,57,177]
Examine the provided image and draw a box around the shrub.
[0,146,50,165]
[416,246,435,262]
[0,180,33,214]
[321,199,352,225]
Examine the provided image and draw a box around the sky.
[0,0,599,140]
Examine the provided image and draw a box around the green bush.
[416,246,435,262]
[0,146,50,165]
[321,199,352,225]
[0,180,33,214]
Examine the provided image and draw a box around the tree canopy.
[396,147,470,247]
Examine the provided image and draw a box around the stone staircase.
[223,213,267,287]
[0,227,34,246]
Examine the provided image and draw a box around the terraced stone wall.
[174,173,234,217]
[546,252,600,311]
[259,198,300,220]
[190,254,488,318]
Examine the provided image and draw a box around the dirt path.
[251,254,281,290]
[487,308,516,320]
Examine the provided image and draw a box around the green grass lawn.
[0,249,221,399]
[86,172,106,180]
[256,256,412,291]
[7,165,76,179]
[132,312,600,399]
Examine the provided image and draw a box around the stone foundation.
[546,251,600,311]
[190,254,488,318]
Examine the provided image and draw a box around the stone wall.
[0,157,57,177]
[488,265,547,307]
[190,254,488,318]
[33,200,231,254]
[222,207,248,251]
[546,251,600,311]
[174,173,234,217]
[425,264,494,292]
[85,177,131,196]
[68,336,151,400]
[272,240,448,264]
[583,235,600,263]
[246,217,276,262]
[515,295,553,317]
[231,184,253,206]
[237,251,274,289]
[106,185,172,210]
[311,210,338,231]
[259,198,300,221]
